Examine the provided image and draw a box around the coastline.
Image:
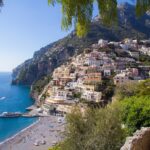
[0,118,40,146]
[0,116,65,150]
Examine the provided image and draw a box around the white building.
[81,90,102,102]
[65,81,78,90]
[85,57,102,66]
[113,73,129,85]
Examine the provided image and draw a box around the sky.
[0,0,134,72]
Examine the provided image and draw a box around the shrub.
[61,103,126,150]
[73,92,81,99]
[32,75,52,94]
[115,79,150,101]
[136,79,150,96]
[115,82,139,100]
[49,144,61,150]
[121,96,150,134]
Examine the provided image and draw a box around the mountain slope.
[12,3,150,85]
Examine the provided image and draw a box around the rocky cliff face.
[121,127,150,150]
[12,3,150,86]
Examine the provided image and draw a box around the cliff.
[121,127,150,150]
[12,3,150,87]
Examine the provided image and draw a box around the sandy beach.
[0,116,65,150]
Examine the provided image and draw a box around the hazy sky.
[0,0,133,72]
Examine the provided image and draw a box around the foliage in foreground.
[121,96,150,134]
[60,103,126,150]
[48,0,150,37]
[115,79,150,134]
[115,79,150,100]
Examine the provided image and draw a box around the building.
[57,104,74,114]
[83,72,102,85]
[81,90,102,102]
[113,73,129,85]
[52,65,71,79]
[84,57,102,66]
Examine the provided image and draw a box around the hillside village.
[38,38,150,115]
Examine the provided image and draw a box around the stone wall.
[121,127,150,150]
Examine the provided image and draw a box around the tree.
[115,79,150,101]
[136,79,150,96]
[121,96,150,134]
[48,0,150,37]
[114,82,139,100]
[60,103,126,150]
[95,77,115,100]
[115,79,150,134]
[49,144,61,150]
[1,0,150,37]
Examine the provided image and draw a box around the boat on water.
[0,112,22,118]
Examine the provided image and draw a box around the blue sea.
[0,72,37,142]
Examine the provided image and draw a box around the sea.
[0,72,37,142]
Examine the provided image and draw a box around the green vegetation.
[114,82,139,100]
[18,69,27,81]
[1,1,150,37]
[48,79,150,150]
[96,77,115,100]
[115,79,150,100]
[32,75,52,94]
[136,79,150,96]
[60,104,126,150]
[139,54,150,65]
[72,92,81,99]
[115,79,150,134]
[121,96,150,134]
[49,144,61,150]
[48,0,150,37]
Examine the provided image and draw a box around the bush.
[95,78,115,100]
[32,75,52,94]
[136,79,150,96]
[60,103,126,150]
[49,144,61,150]
[115,79,150,101]
[139,54,150,65]
[72,92,81,99]
[50,79,150,149]
[121,96,150,134]
[115,82,139,100]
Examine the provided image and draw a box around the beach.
[0,116,65,150]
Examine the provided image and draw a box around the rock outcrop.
[121,127,150,150]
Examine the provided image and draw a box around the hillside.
[12,3,150,86]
